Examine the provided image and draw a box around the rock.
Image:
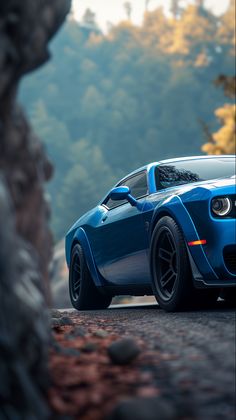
[52,318,62,328]
[94,329,109,338]
[81,343,98,353]
[51,315,73,328]
[61,348,81,357]
[107,338,141,365]
[51,309,62,318]
[51,339,64,353]
[71,326,87,337]
[65,326,87,340]
[0,180,50,419]
[0,0,72,299]
[107,397,178,420]
[51,339,80,357]
[59,316,74,326]
[0,0,71,418]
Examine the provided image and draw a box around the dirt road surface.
[50,301,235,420]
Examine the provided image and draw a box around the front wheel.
[69,243,112,310]
[151,216,196,311]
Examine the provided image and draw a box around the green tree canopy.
[19,2,235,240]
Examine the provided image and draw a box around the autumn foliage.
[202,75,236,155]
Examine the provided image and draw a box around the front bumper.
[187,211,236,288]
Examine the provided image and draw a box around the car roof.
[121,155,235,180]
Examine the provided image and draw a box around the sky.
[72,0,230,31]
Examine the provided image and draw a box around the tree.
[142,7,172,52]
[170,0,180,19]
[167,4,218,65]
[202,104,235,155]
[145,0,151,11]
[214,75,236,99]
[123,2,132,20]
[82,8,97,27]
[217,0,235,55]
[202,76,236,155]
[195,0,205,8]
[19,3,235,239]
[54,140,116,238]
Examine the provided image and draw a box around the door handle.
[102,215,108,222]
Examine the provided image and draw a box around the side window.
[105,171,148,210]
[125,172,148,199]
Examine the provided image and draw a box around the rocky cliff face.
[0,0,70,417]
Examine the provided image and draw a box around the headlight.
[211,197,232,216]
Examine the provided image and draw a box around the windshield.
[155,157,236,189]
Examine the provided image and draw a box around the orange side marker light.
[188,239,207,246]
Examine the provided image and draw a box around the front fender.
[151,196,218,281]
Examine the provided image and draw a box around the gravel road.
[72,301,235,419]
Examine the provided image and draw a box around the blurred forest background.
[19,0,235,241]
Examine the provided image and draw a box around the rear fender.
[151,196,218,281]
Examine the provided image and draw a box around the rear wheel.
[151,216,218,311]
[69,243,112,310]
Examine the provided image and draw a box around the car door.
[91,171,152,286]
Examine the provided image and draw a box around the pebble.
[51,338,81,357]
[51,309,62,318]
[65,326,87,340]
[51,316,74,328]
[94,329,109,338]
[61,348,81,357]
[72,326,87,337]
[107,338,141,365]
[51,318,61,328]
[59,316,74,326]
[81,342,98,353]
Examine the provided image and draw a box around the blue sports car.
[65,155,236,311]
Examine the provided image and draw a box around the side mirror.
[109,186,130,201]
[109,185,140,208]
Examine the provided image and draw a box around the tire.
[69,243,112,310]
[151,216,196,311]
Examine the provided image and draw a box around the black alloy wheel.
[156,228,178,300]
[69,243,112,310]
[151,216,195,311]
[70,251,81,302]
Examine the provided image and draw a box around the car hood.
[162,176,235,194]
[149,176,235,206]
[197,175,236,190]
